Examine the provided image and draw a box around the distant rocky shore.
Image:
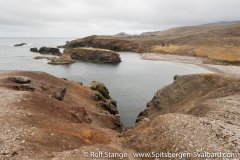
[61,21,240,66]
[0,71,239,159]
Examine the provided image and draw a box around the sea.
[0,37,211,127]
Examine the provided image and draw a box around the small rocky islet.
[14,43,28,47]
[30,46,121,64]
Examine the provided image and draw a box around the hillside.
[2,72,240,159]
[64,21,240,65]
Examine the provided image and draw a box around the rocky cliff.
[123,74,240,157]
[63,47,121,64]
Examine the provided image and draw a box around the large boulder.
[64,47,121,63]
[8,76,31,84]
[54,87,67,101]
[38,47,62,56]
[30,47,38,52]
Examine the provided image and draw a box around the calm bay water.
[0,38,211,127]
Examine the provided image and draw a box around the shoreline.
[141,53,240,74]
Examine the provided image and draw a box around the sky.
[0,0,240,37]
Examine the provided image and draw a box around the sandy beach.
[141,53,240,74]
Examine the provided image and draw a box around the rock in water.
[64,47,121,63]
[14,43,27,47]
[48,54,75,65]
[8,76,32,84]
[38,47,62,56]
[30,47,39,52]
[33,56,55,61]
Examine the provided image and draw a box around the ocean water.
[0,38,211,127]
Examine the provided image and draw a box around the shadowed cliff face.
[64,47,122,64]
[123,74,240,156]
[47,47,122,65]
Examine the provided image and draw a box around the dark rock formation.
[8,76,31,84]
[54,87,67,101]
[14,43,27,47]
[30,47,38,52]
[8,76,35,91]
[89,81,119,115]
[89,81,111,99]
[97,101,118,115]
[64,47,121,64]
[38,47,62,56]
[14,84,35,92]
[30,47,62,56]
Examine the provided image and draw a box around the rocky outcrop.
[30,47,38,52]
[0,71,123,160]
[8,76,31,84]
[48,54,75,65]
[64,47,121,63]
[14,43,27,47]
[123,74,240,156]
[89,81,111,99]
[88,81,119,115]
[38,47,61,55]
[30,47,62,56]
[64,35,141,52]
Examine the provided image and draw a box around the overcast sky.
[0,0,240,37]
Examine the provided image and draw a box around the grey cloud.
[0,0,240,37]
